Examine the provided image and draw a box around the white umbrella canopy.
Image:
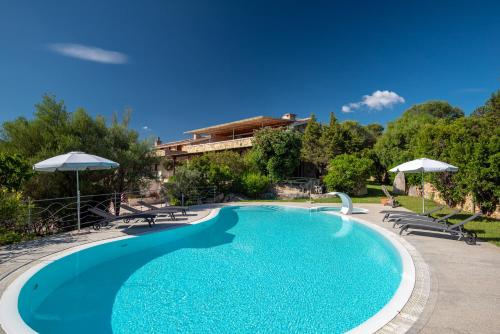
[389,158,458,174]
[389,158,458,213]
[33,152,119,231]
[33,151,119,172]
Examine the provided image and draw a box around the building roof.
[154,138,193,149]
[184,116,294,135]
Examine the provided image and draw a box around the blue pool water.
[18,206,402,333]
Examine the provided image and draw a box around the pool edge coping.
[0,209,221,334]
[321,210,416,334]
[232,203,418,334]
[0,204,420,334]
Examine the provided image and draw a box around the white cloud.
[48,43,128,64]
[341,90,405,113]
[142,126,151,131]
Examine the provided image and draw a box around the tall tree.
[374,101,464,172]
[320,112,343,161]
[472,89,500,120]
[0,94,158,200]
[300,114,325,176]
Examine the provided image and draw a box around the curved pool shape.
[16,206,406,333]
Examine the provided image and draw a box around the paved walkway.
[1,203,499,333]
[348,204,500,334]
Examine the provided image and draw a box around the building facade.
[151,113,309,186]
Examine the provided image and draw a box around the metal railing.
[278,177,323,194]
[20,191,146,235]
[13,185,219,236]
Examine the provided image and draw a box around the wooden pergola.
[184,116,294,141]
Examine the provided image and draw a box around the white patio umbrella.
[33,152,119,231]
[389,158,458,213]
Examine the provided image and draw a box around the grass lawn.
[243,184,500,247]
[397,196,500,247]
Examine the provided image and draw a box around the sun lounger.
[392,209,461,228]
[398,213,481,245]
[121,203,176,221]
[89,207,156,229]
[381,185,399,208]
[381,205,444,222]
[137,200,188,216]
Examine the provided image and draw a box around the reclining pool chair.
[137,200,188,216]
[121,203,176,221]
[392,209,461,228]
[381,205,445,222]
[398,212,481,245]
[381,185,400,208]
[89,207,156,229]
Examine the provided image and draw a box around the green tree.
[472,89,500,120]
[0,95,158,201]
[188,151,246,193]
[413,116,499,213]
[320,112,343,161]
[404,100,464,120]
[251,127,302,181]
[374,101,464,179]
[300,114,325,176]
[323,154,373,195]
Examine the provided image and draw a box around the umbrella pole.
[421,170,425,213]
[76,170,81,232]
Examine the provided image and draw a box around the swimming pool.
[5,205,413,333]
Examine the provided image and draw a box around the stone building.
[151,114,309,186]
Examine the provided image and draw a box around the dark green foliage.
[323,154,373,195]
[250,128,302,181]
[366,123,384,138]
[300,114,326,175]
[376,96,499,214]
[163,151,247,204]
[320,113,379,164]
[163,165,204,205]
[374,101,465,178]
[188,151,246,193]
[472,90,500,120]
[404,100,464,120]
[0,190,31,241]
[0,95,158,200]
[413,116,499,213]
[0,153,32,191]
[320,112,343,160]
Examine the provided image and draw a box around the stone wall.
[408,182,500,218]
[272,184,310,199]
[185,137,253,153]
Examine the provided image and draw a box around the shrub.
[242,173,270,198]
[0,230,25,245]
[323,154,373,195]
[163,166,204,205]
[0,189,29,233]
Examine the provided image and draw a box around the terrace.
[1,201,500,333]
[154,114,307,156]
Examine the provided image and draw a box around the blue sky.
[1,0,499,142]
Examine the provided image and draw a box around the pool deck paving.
[0,202,499,333]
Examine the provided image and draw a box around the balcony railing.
[184,137,253,153]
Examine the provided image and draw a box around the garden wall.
[408,183,500,218]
